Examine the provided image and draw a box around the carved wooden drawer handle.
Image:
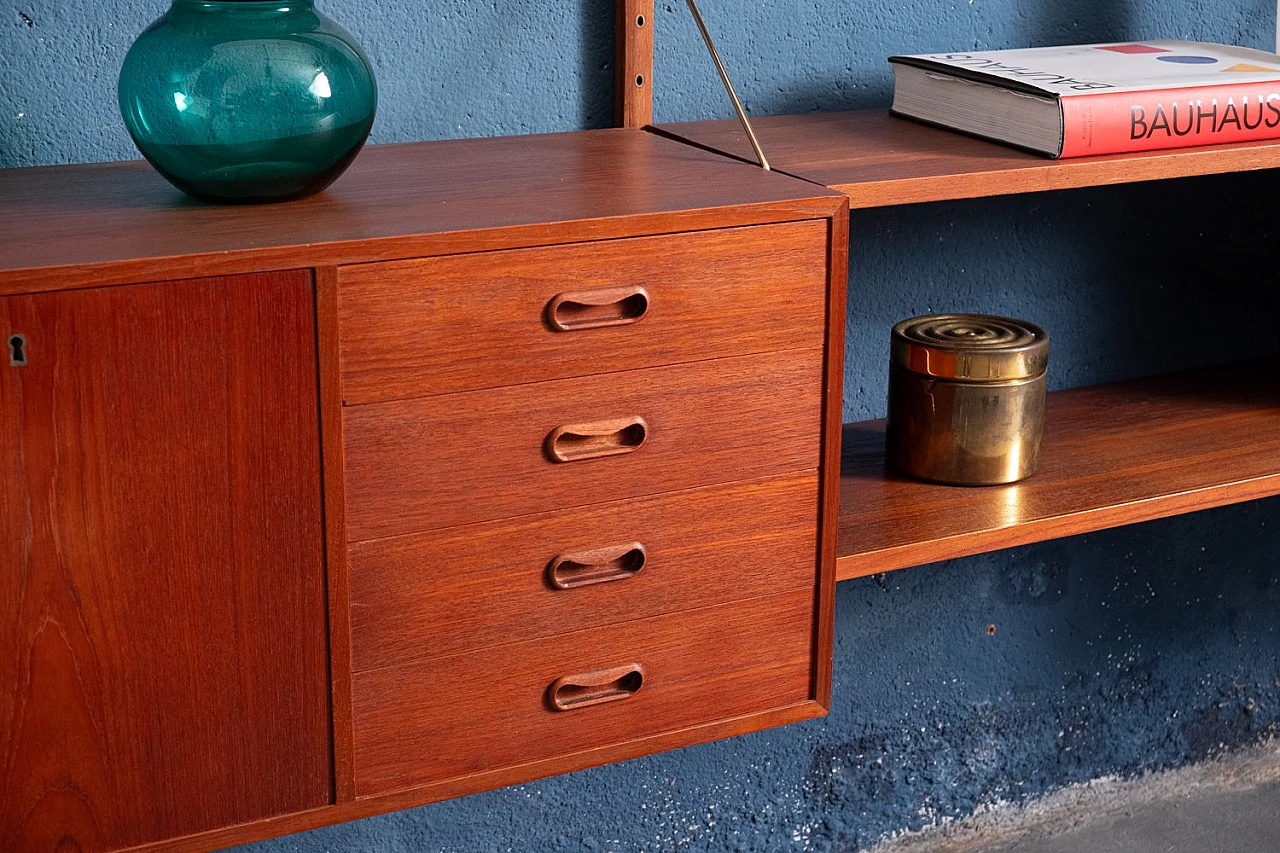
[546,416,648,463]
[546,285,650,332]
[548,542,647,589]
[548,663,645,711]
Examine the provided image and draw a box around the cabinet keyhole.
[9,335,26,366]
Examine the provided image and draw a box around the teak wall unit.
[0,129,848,852]
[4,81,1280,853]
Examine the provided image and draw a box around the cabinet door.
[0,273,330,851]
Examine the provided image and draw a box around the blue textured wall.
[4,2,1279,851]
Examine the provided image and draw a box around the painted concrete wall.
[3,2,1278,851]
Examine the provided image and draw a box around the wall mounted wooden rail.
[615,0,654,127]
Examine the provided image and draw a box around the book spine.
[1060,82,1280,157]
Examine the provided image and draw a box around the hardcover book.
[889,40,1280,158]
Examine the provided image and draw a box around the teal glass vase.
[118,0,377,203]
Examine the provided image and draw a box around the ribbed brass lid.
[890,313,1049,382]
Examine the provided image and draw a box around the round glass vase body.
[118,0,376,203]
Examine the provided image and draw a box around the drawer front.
[350,474,819,670]
[343,350,824,540]
[352,590,815,796]
[336,220,830,404]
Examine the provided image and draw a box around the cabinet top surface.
[658,109,1280,207]
[0,128,842,293]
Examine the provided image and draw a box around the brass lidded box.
[886,313,1049,485]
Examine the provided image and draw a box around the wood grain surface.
[351,591,815,796]
[615,0,655,128]
[117,701,826,853]
[656,110,1280,207]
[0,273,330,850]
[838,359,1280,578]
[813,211,849,709]
[0,118,852,850]
[350,473,819,669]
[336,220,829,403]
[0,130,844,295]
[342,349,824,540]
[315,268,358,803]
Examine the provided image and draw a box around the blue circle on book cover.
[1158,55,1219,64]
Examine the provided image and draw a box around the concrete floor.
[869,741,1280,853]
[972,781,1280,853]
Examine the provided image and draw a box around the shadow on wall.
[656,0,1280,122]
[841,168,1280,422]
[1015,0,1131,47]
[815,496,1280,850]
[580,0,616,129]
[702,0,1136,117]
[224,497,1280,853]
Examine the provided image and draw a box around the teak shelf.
[654,108,1280,577]
[656,109,1280,206]
[837,359,1280,579]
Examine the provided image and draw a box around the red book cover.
[890,40,1280,158]
[1060,82,1280,156]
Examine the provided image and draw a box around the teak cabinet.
[0,274,331,850]
[335,222,834,798]
[0,129,848,851]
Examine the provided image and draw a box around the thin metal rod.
[685,0,771,171]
